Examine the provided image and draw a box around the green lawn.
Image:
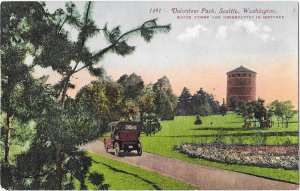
[140,113,299,184]
[76,152,198,190]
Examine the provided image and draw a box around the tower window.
[238,74,240,77]
[232,74,235,77]
[249,74,251,77]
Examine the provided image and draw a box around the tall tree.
[228,96,239,111]
[33,2,171,188]
[76,79,124,133]
[1,1,49,164]
[2,1,171,189]
[140,113,161,136]
[281,101,296,128]
[138,85,156,113]
[117,73,145,100]
[153,76,177,120]
[219,98,227,116]
[267,100,284,127]
[174,87,192,116]
[253,98,267,125]
[191,88,220,116]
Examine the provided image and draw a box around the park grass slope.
[140,113,299,184]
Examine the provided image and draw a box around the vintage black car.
[104,121,142,156]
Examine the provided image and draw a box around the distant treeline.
[77,73,177,127]
[174,87,220,116]
[78,75,221,125]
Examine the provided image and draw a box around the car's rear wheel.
[114,142,120,157]
[137,144,142,156]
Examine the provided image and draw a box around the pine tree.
[1,1,50,164]
[175,87,192,116]
[194,115,202,125]
[1,1,171,189]
[191,88,220,116]
[219,98,227,116]
[153,76,177,120]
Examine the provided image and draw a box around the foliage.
[121,99,140,121]
[228,96,239,111]
[174,87,193,116]
[253,98,267,123]
[1,1,50,164]
[252,130,268,145]
[175,87,220,116]
[267,100,296,128]
[191,88,220,116]
[281,101,296,128]
[141,113,162,136]
[138,85,156,113]
[233,98,270,129]
[76,79,123,133]
[212,129,228,143]
[219,98,227,116]
[267,100,284,127]
[153,76,177,120]
[1,1,171,189]
[194,115,202,125]
[117,73,144,100]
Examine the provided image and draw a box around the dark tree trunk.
[55,73,71,189]
[55,144,62,190]
[4,114,12,163]
[59,73,72,106]
[285,117,289,128]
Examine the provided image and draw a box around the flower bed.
[175,143,298,170]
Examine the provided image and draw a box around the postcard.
[1,1,298,190]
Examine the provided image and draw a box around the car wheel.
[114,142,120,157]
[137,144,142,156]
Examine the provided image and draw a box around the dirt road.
[83,140,298,190]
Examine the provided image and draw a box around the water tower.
[226,65,256,106]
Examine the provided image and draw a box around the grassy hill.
[140,113,299,184]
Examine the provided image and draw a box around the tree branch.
[57,16,68,34]
[74,44,113,73]
[17,170,55,179]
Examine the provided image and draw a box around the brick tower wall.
[226,72,256,105]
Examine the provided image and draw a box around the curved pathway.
[83,140,298,190]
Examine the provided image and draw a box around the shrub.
[252,130,268,145]
[213,129,228,143]
[284,138,292,145]
[194,115,202,125]
[237,137,243,144]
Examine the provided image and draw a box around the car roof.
[108,121,142,132]
[108,121,142,126]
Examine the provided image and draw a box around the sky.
[30,1,298,107]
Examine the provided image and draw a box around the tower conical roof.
[227,65,256,74]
